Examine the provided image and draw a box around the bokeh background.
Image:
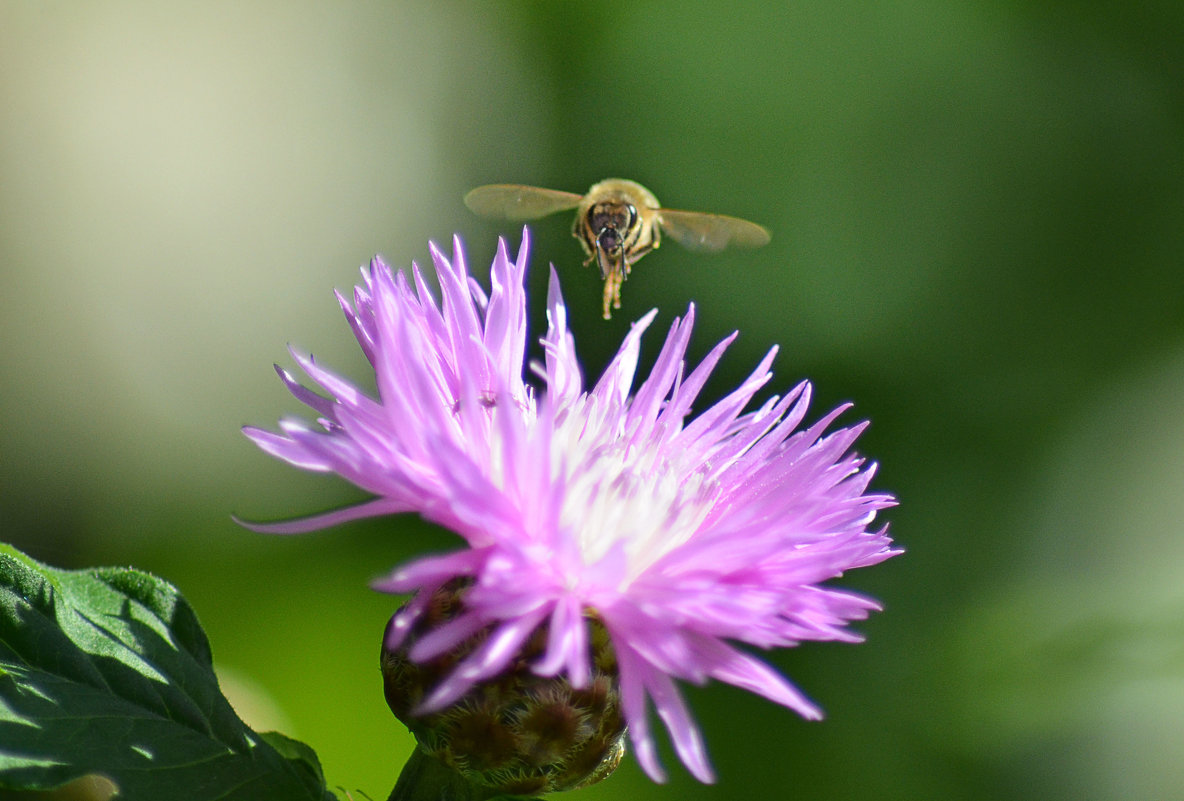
[2,2,1182,799]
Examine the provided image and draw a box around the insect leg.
[601,269,622,320]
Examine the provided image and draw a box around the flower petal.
[242,231,899,784]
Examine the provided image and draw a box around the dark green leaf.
[258,731,329,792]
[0,543,337,801]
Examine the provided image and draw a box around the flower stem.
[387,746,485,801]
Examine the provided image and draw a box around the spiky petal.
[242,229,899,783]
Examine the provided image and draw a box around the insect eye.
[626,204,638,227]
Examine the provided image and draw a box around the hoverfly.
[463,178,771,319]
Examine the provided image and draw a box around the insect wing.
[463,184,584,222]
[658,208,771,252]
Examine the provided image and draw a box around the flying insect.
[464,178,771,319]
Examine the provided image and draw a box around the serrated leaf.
[0,543,337,801]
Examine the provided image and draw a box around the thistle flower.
[242,230,898,786]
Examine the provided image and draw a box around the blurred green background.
[2,2,1182,799]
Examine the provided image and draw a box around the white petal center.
[551,396,716,585]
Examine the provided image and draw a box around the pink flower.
[242,231,899,783]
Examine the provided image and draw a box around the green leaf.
[0,543,337,801]
[258,731,329,792]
